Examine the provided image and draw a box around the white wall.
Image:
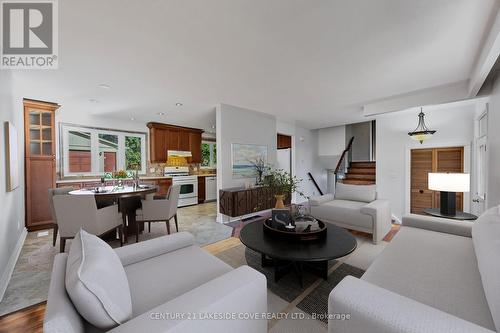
[346,121,371,161]
[0,71,27,300]
[216,103,278,192]
[376,103,476,221]
[318,125,345,155]
[487,76,500,207]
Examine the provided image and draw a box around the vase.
[117,179,124,188]
[274,194,285,209]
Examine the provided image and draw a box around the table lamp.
[428,173,470,216]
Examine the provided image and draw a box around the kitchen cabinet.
[147,123,203,163]
[24,99,60,231]
[198,176,206,203]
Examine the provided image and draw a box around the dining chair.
[135,185,181,242]
[48,187,75,247]
[53,195,123,252]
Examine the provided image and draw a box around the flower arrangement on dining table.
[104,170,133,188]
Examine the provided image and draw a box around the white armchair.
[53,195,123,252]
[135,185,181,242]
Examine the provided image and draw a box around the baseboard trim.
[0,228,27,302]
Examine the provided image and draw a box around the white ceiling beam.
[468,8,500,97]
[362,81,469,117]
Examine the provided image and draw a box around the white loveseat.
[44,231,267,333]
[329,206,500,333]
[309,183,391,244]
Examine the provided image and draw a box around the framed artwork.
[5,122,19,191]
[231,143,268,179]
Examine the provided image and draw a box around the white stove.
[164,166,198,207]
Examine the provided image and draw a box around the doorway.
[410,147,464,214]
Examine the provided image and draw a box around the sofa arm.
[402,214,473,237]
[329,276,494,333]
[360,199,391,244]
[115,232,195,266]
[309,193,335,206]
[108,266,267,333]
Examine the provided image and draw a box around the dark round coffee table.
[240,220,357,287]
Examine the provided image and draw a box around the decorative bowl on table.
[263,216,327,242]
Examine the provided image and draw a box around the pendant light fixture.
[408,107,436,144]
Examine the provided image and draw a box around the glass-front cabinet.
[23,99,60,231]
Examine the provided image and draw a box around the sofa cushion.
[311,199,373,230]
[362,226,495,330]
[309,193,335,206]
[66,230,132,329]
[335,183,376,203]
[472,205,500,331]
[124,244,233,317]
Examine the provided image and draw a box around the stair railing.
[334,136,354,185]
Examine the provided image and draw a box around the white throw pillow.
[472,205,500,331]
[335,183,376,203]
[66,229,132,329]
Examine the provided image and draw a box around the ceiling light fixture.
[408,107,436,144]
[157,112,165,116]
[98,84,111,89]
[130,117,135,121]
[175,103,183,106]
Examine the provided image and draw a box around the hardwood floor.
[0,225,401,333]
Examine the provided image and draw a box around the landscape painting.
[5,122,19,191]
[232,143,268,179]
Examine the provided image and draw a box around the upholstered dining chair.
[52,195,123,252]
[48,187,75,247]
[135,185,181,242]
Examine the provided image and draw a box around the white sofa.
[44,231,267,333]
[329,206,500,333]
[309,183,391,244]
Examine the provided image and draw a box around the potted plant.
[262,169,303,208]
[112,170,129,188]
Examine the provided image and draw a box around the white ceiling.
[12,0,499,130]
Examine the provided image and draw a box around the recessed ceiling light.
[98,83,111,90]
[89,98,100,103]
[157,112,165,116]
[175,103,183,107]
[130,117,135,121]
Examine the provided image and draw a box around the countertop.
[56,174,216,184]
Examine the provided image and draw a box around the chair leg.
[60,238,66,253]
[118,225,123,247]
[136,222,140,243]
[174,214,179,232]
[148,222,151,233]
[53,224,58,247]
[166,220,171,235]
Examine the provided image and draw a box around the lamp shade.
[428,173,470,192]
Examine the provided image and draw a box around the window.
[201,141,216,168]
[61,124,147,177]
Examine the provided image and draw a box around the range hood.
[167,150,192,158]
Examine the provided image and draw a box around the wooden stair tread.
[347,168,376,174]
[344,174,376,180]
[342,179,376,185]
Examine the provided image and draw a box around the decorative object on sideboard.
[4,122,19,191]
[231,143,268,179]
[408,107,436,144]
[262,168,304,208]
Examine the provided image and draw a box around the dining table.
[69,185,158,243]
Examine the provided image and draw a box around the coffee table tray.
[263,218,327,242]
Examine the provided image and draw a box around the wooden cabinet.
[198,176,206,203]
[156,178,172,197]
[24,99,60,231]
[277,134,292,149]
[147,123,203,163]
[219,187,291,217]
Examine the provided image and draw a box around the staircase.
[342,161,376,185]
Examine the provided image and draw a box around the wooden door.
[410,149,434,214]
[410,147,464,214]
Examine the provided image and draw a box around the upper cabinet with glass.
[24,100,59,158]
[60,124,147,177]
